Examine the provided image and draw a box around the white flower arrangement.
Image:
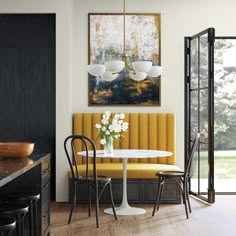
[95,111,129,145]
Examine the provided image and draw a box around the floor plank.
[50,195,236,236]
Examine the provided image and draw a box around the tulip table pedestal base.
[104,158,146,216]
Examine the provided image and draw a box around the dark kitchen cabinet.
[0,153,51,236]
[0,14,56,199]
[41,155,51,235]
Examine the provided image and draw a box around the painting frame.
[88,13,161,106]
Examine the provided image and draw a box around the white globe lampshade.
[87,64,106,76]
[102,71,118,81]
[129,72,147,81]
[105,60,125,73]
[147,66,163,77]
[132,61,152,73]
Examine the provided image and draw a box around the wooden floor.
[50,195,236,236]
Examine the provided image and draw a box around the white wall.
[1,0,236,202]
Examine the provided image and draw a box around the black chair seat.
[79,175,111,182]
[0,204,28,216]
[6,193,40,202]
[157,171,185,178]
[2,193,40,202]
[0,218,16,232]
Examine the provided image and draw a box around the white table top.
[78,149,172,159]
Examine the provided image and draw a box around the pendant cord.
[122,0,128,69]
[123,0,126,56]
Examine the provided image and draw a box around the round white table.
[78,149,172,216]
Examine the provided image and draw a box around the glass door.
[185,28,215,203]
[214,37,236,194]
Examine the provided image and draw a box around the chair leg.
[152,178,161,216]
[33,200,38,236]
[108,182,117,220]
[152,177,163,216]
[29,201,34,236]
[187,194,192,213]
[20,214,25,236]
[68,182,77,224]
[16,214,21,236]
[185,180,192,213]
[182,181,189,219]
[88,182,92,217]
[95,181,99,228]
[157,182,164,210]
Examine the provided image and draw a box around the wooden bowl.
[0,142,35,158]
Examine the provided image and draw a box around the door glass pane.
[214,39,236,192]
[190,88,199,194]
[191,38,198,89]
[199,87,209,194]
[190,90,198,136]
[200,89,209,143]
[199,143,208,193]
[190,146,198,193]
[199,34,209,88]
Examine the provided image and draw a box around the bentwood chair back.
[64,135,117,228]
[152,133,200,219]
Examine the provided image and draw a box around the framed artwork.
[88,13,161,106]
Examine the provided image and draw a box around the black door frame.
[184,28,215,203]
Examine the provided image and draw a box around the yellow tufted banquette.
[69,113,181,179]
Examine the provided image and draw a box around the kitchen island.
[0,153,50,236]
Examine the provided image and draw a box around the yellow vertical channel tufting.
[112,113,120,163]
[93,113,103,163]
[73,113,176,166]
[158,114,167,164]
[100,112,110,163]
[82,114,92,164]
[120,113,129,163]
[129,114,139,163]
[121,113,129,149]
[149,114,158,164]
[139,114,148,163]
[73,113,83,164]
[167,114,176,164]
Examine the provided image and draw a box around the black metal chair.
[64,135,117,228]
[0,204,29,236]
[0,218,16,236]
[152,133,200,219]
[1,192,40,236]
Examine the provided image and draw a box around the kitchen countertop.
[0,153,49,187]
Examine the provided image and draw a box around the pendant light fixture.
[87,0,163,81]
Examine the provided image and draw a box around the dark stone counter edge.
[0,153,50,188]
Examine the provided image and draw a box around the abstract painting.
[88,13,161,106]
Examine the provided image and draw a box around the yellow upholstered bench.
[69,113,181,203]
[68,163,180,179]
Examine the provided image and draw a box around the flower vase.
[104,136,113,154]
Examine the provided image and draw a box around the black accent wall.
[0,14,56,199]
